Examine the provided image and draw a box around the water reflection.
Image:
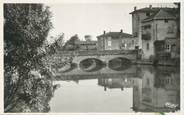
[51,65,180,112]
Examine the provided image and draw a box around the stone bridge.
[55,50,138,65]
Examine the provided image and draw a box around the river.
[49,65,180,112]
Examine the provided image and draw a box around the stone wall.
[53,50,137,65]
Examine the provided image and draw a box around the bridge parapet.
[57,50,138,56]
[49,50,138,66]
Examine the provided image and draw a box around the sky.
[47,3,176,43]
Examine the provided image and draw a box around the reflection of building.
[97,66,180,112]
[133,66,180,112]
[98,77,140,91]
[97,30,137,51]
[130,5,179,59]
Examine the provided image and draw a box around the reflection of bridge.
[56,50,138,64]
[54,65,142,79]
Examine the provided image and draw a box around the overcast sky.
[47,3,176,43]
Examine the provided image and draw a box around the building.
[97,29,137,51]
[75,40,97,51]
[130,5,179,59]
[75,35,97,51]
[130,5,156,48]
[64,35,97,51]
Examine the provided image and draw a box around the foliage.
[48,33,64,53]
[4,3,55,112]
[63,34,80,50]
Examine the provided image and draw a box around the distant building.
[75,40,97,51]
[130,5,179,59]
[97,29,137,50]
[63,35,97,51]
[75,35,97,51]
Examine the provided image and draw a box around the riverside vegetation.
[4,4,66,112]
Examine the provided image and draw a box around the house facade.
[130,6,179,59]
[130,5,156,49]
[97,30,137,51]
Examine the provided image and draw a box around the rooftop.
[97,31,133,39]
[142,9,177,22]
[130,7,158,14]
[129,7,177,15]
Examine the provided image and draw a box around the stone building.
[75,35,97,51]
[64,35,97,51]
[130,5,179,59]
[75,40,97,51]
[97,30,137,51]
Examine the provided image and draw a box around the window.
[147,43,149,50]
[146,13,150,16]
[147,78,150,86]
[143,25,151,29]
[134,32,138,37]
[165,19,168,23]
[108,40,111,46]
[124,43,127,49]
[165,44,170,50]
[171,44,176,51]
[132,40,134,44]
[107,37,111,47]
[167,26,174,33]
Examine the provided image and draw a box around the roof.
[142,9,176,22]
[130,7,159,14]
[97,32,133,38]
[129,7,177,15]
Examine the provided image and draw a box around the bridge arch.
[79,58,105,72]
[108,57,132,71]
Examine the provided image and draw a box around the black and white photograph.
[3,0,181,114]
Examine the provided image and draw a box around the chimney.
[149,5,152,9]
[120,29,123,33]
[103,30,106,34]
[134,6,137,11]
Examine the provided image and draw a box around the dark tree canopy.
[4,4,52,70]
[4,4,55,112]
[64,34,80,50]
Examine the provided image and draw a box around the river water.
[49,65,180,112]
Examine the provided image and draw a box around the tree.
[51,33,64,51]
[64,34,80,50]
[4,4,54,112]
